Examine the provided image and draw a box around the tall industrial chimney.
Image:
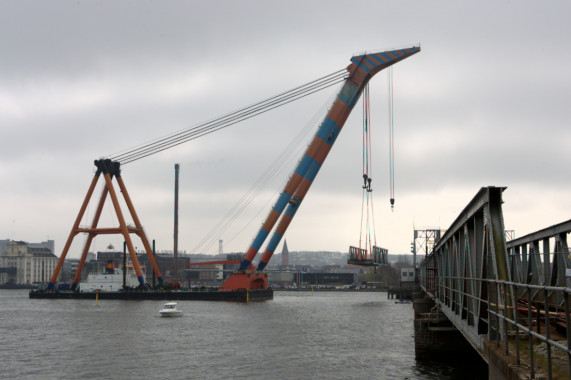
[174,163,180,277]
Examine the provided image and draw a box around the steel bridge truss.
[419,186,512,350]
[419,186,571,378]
[413,228,441,270]
[508,219,571,305]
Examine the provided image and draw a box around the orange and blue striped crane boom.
[236,45,420,272]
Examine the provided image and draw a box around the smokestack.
[174,163,180,277]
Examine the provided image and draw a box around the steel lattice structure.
[418,186,571,378]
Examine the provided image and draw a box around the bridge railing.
[418,186,510,345]
[418,186,571,378]
[435,275,571,379]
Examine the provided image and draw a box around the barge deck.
[29,288,273,302]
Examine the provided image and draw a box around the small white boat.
[159,302,183,317]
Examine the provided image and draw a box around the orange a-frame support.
[47,159,164,290]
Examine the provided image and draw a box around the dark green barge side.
[29,288,273,302]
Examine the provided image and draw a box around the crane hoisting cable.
[388,66,395,210]
[223,45,420,289]
[359,84,377,253]
[348,83,387,267]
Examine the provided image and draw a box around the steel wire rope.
[366,84,373,256]
[388,66,395,209]
[358,187,365,250]
[365,87,373,260]
[368,84,378,247]
[188,88,331,253]
[358,84,367,251]
[108,69,346,161]
[359,83,379,259]
[190,149,294,255]
[194,87,339,254]
[212,88,341,253]
[109,70,347,164]
[359,84,374,257]
[219,124,319,251]
[366,190,372,256]
[187,85,340,253]
[370,189,378,247]
[191,144,291,254]
[117,75,347,164]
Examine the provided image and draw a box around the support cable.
[359,84,376,259]
[366,84,377,247]
[388,66,395,210]
[359,84,367,250]
[108,70,348,165]
[370,190,378,247]
[191,84,341,254]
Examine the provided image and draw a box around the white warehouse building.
[0,240,59,285]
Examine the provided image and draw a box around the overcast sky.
[1,1,570,260]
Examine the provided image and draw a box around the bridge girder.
[419,186,512,351]
[419,186,571,371]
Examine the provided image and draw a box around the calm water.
[0,290,486,379]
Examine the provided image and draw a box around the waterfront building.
[28,240,55,255]
[60,253,95,282]
[0,239,9,255]
[0,241,59,285]
[0,239,55,256]
[267,270,294,287]
[400,267,415,283]
[267,269,359,288]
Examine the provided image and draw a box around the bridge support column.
[413,292,477,359]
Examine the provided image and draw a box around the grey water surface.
[0,290,486,379]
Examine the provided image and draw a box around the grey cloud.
[1,1,570,255]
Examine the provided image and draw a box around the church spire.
[281,239,289,266]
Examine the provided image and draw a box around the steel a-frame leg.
[70,185,109,290]
[47,159,164,290]
[47,169,101,289]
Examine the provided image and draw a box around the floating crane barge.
[29,288,273,302]
[30,46,419,302]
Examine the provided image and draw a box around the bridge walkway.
[417,186,571,379]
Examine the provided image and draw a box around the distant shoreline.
[1,285,391,291]
[273,287,387,292]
